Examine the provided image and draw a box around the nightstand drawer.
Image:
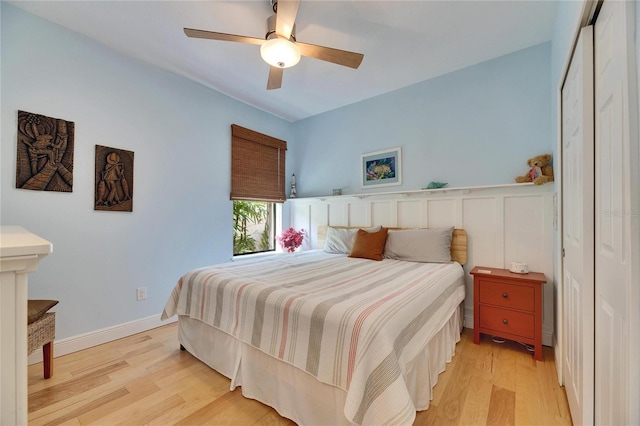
[479,305,535,339]
[479,280,535,311]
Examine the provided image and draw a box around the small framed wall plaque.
[16,110,75,192]
[94,145,134,212]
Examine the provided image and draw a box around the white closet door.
[561,25,594,426]
[594,1,639,424]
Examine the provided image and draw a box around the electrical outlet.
[136,287,147,301]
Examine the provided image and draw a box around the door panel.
[594,1,638,424]
[561,25,594,426]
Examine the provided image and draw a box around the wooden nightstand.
[471,266,546,361]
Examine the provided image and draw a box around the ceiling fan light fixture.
[260,37,300,68]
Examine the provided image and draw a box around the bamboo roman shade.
[230,124,287,203]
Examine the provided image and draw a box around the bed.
[162,226,467,425]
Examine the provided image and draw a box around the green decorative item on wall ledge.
[423,181,448,189]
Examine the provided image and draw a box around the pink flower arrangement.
[277,227,305,253]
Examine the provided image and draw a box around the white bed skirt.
[177,304,463,425]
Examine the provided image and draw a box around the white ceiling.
[8,0,558,122]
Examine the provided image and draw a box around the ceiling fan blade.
[184,28,264,46]
[296,42,364,69]
[267,66,283,90]
[275,0,300,40]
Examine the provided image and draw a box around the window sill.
[232,250,280,261]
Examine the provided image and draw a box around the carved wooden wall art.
[94,145,134,212]
[16,110,75,192]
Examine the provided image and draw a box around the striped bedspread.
[162,250,465,425]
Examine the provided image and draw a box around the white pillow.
[324,228,357,254]
[323,226,382,254]
[383,227,454,263]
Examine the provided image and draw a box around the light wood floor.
[28,324,572,425]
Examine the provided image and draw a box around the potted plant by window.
[277,227,305,253]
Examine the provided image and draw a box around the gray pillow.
[323,226,382,254]
[383,227,454,263]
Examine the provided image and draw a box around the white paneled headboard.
[287,183,555,345]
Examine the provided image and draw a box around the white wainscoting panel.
[328,202,348,227]
[371,201,394,226]
[397,200,423,227]
[426,198,458,228]
[350,202,371,226]
[288,183,555,346]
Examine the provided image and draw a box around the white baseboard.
[464,310,474,330]
[28,314,177,365]
[554,334,563,383]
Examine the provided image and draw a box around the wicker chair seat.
[28,312,55,354]
[27,306,56,379]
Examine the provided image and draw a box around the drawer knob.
[502,293,508,298]
[503,319,508,324]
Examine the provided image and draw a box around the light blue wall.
[290,42,552,197]
[0,3,293,340]
[1,2,561,344]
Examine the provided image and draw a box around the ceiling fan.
[184,0,364,90]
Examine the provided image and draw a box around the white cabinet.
[1,226,52,426]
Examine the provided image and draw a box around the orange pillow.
[349,228,388,261]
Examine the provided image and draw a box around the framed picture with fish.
[361,147,402,188]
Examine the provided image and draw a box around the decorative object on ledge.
[277,227,304,252]
[515,154,554,185]
[423,181,448,189]
[94,145,134,212]
[333,188,342,196]
[290,173,297,198]
[16,110,74,192]
[361,147,402,188]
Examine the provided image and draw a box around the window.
[233,201,275,255]
[230,124,287,255]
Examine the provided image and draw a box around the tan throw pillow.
[349,228,389,261]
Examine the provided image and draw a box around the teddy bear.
[515,154,554,185]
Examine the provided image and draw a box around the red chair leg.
[43,342,53,379]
